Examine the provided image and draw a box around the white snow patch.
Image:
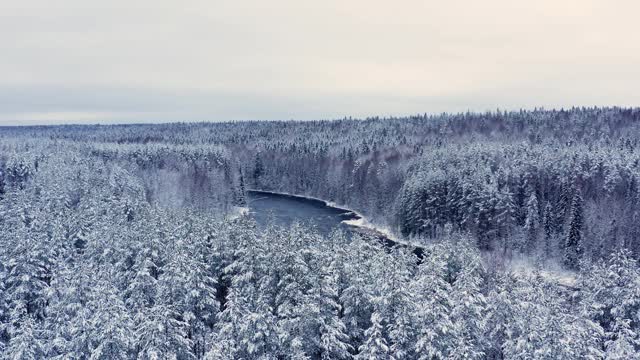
[227,206,249,220]
[342,214,396,241]
[507,255,577,288]
[337,208,423,248]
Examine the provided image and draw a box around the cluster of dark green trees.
[394,141,639,269]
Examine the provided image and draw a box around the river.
[246,190,358,235]
[246,190,424,258]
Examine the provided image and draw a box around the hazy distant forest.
[2,107,640,359]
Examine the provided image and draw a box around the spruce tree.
[604,318,640,360]
[356,312,389,359]
[5,317,44,360]
[313,258,352,359]
[542,201,554,257]
[412,248,455,359]
[523,192,540,253]
[564,190,584,270]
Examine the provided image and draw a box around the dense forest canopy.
[1,107,640,358]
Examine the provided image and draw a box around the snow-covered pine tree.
[134,304,195,360]
[484,272,517,360]
[523,192,540,254]
[159,235,219,358]
[4,316,44,360]
[87,279,134,360]
[124,255,158,310]
[340,236,379,348]
[564,189,584,269]
[356,312,389,359]
[216,222,280,358]
[311,250,352,359]
[604,317,640,360]
[542,201,554,258]
[384,249,418,360]
[449,267,486,360]
[412,246,455,359]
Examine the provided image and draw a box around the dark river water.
[246,190,358,236]
[246,190,425,258]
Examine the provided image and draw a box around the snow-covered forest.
[2,107,640,358]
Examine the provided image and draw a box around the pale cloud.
[1,0,639,124]
[0,111,152,124]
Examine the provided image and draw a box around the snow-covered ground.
[506,255,577,288]
[342,216,397,241]
[340,212,424,248]
[227,205,249,220]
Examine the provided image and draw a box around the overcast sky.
[2,0,639,124]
